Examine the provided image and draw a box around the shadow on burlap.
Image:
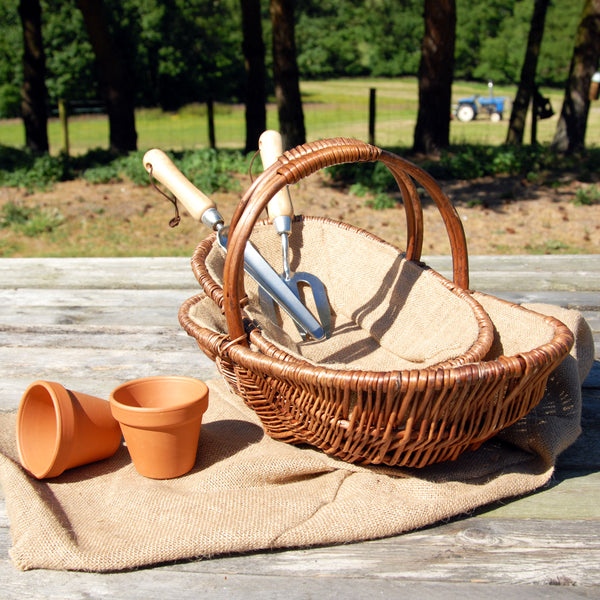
[0,304,593,572]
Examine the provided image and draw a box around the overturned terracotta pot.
[109,376,209,479]
[16,380,122,479]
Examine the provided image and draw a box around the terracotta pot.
[109,376,209,479]
[16,381,122,479]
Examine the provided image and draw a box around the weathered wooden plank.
[0,325,199,351]
[1,289,597,331]
[480,471,600,520]
[474,273,600,293]
[0,288,199,308]
[426,255,600,292]
[2,256,600,292]
[2,287,599,314]
[0,289,199,327]
[0,564,596,600]
[1,513,598,593]
[483,291,600,310]
[0,343,217,410]
[0,257,199,290]
[426,254,600,273]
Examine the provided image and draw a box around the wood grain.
[0,255,598,598]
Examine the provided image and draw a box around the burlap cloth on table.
[0,304,593,573]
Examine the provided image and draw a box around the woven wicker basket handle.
[224,138,469,344]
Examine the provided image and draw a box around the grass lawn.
[2,78,596,154]
[1,77,598,259]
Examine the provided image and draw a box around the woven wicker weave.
[179,138,574,467]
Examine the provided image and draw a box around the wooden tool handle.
[143,149,215,223]
[259,130,293,220]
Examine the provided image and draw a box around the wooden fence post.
[369,88,376,145]
[58,98,69,156]
[207,98,216,149]
[530,100,538,146]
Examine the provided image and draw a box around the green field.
[1,78,598,154]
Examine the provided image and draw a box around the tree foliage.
[1,0,245,117]
[0,0,591,119]
[295,0,423,79]
[43,0,95,103]
[0,0,23,118]
[455,0,583,85]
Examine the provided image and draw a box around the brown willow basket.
[179,138,574,468]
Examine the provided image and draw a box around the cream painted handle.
[143,149,215,223]
[259,130,293,220]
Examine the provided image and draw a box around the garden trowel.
[143,149,325,341]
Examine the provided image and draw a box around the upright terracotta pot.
[16,380,122,479]
[109,376,209,479]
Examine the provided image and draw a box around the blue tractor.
[455,81,509,122]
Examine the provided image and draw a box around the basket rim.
[179,284,574,387]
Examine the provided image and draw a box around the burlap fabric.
[0,304,592,572]
[202,219,490,370]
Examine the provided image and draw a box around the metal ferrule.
[272,215,292,237]
[201,207,224,230]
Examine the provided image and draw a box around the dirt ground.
[1,170,599,257]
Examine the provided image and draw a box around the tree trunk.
[506,0,551,145]
[413,0,456,155]
[552,0,600,153]
[18,0,49,154]
[77,0,137,154]
[270,0,305,150]
[241,0,267,154]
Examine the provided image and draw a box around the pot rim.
[16,380,76,479]
[109,376,209,428]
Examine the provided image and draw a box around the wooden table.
[0,255,598,599]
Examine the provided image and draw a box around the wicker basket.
[179,138,574,468]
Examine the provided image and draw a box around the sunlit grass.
[1,78,598,154]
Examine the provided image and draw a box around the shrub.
[366,193,396,210]
[174,149,247,193]
[573,185,600,206]
[0,152,70,191]
[0,201,64,236]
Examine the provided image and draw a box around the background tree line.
[1,0,599,156]
[0,0,585,119]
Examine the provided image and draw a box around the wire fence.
[1,80,594,156]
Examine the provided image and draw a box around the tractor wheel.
[456,104,475,122]
[490,112,501,123]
